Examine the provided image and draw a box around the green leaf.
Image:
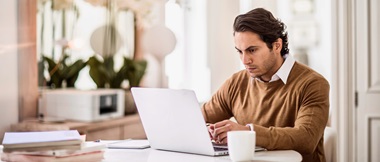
[103,56,116,80]
[87,55,148,89]
[125,58,148,87]
[110,58,129,88]
[43,55,87,88]
[43,56,63,88]
[88,56,108,88]
[65,60,87,87]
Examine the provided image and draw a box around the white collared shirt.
[255,54,295,84]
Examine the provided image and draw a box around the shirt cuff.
[246,123,254,131]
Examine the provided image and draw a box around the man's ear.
[273,38,282,51]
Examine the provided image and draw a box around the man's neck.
[255,55,287,82]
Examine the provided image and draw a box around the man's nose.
[242,53,252,65]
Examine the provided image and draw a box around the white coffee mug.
[227,131,256,161]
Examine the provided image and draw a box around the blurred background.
[32,0,332,102]
[0,0,333,137]
[4,0,380,162]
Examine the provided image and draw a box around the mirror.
[37,0,135,89]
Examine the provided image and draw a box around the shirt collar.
[276,54,295,84]
[255,54,295,84]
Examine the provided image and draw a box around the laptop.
[131,87,265,156]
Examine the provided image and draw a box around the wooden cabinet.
[10,114,146,141]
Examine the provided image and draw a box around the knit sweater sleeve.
[255,77,330,155]
[201,75,236,123]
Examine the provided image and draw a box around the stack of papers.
[1,130,106,162]
[2,130,83,152]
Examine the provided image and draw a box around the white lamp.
[142,24,177,87]
[90,25,123,58]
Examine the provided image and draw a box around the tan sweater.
[202,62,329,162]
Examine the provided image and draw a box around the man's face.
[234,31,283,82]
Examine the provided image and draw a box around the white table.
[103,148,302,162]
[0,144,302,162]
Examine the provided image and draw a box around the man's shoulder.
[290,62,329,84]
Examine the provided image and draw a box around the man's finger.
[214,120,231,128]
[214,123,231,139]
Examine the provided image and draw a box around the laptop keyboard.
[212,142,267,152]
[212,142,228,151]
[214,147,228,151]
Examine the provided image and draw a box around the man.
[201,8,329,162]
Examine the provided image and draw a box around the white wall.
[0,0,19,142]
[164,0,241,101]
[278,0,332,84]
[207,0,241,94]
[309,0,332,83]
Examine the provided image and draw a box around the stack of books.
[1,130,105,162]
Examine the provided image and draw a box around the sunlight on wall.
[165,1,185,89]
[165,0,210,102]
[0,0,19,142]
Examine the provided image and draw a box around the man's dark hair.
[233,8,289,56]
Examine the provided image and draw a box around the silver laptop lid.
[131,87,220,156]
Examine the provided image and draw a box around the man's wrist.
[246,123,254,131]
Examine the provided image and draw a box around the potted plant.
[87,54,147,114]
[43,53,87,88]
[83,0,153,115]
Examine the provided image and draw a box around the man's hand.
[207,120,250,144]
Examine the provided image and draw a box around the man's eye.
[249,49,255,53]
[236,50,242,54]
